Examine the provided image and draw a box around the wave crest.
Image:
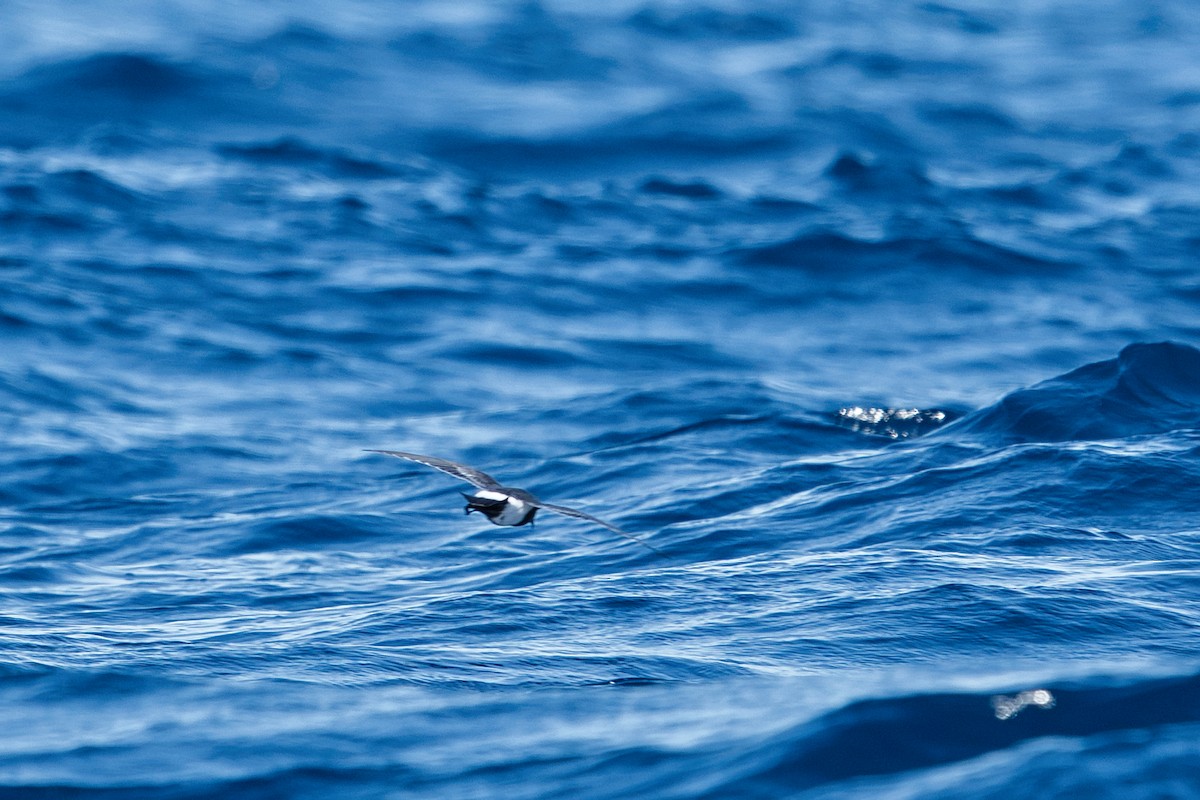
[959,342,1200,443]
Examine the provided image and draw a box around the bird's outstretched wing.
[534,501,663,555]
[366,450,502,490]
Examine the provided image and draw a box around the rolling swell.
[1,54,224,145]
[713,671,1200,797]
[731,228,1070,275]
[957,342,1200,443]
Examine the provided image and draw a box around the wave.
[216,137,408,180]
[628,7,797,41]
[3,666,1196,798]
[712,669,1200,796]
[23,52,202,98]
[0,51,299,146]
[955,342,1200,443]
[1,53,209,138]
[730,228,1071,275]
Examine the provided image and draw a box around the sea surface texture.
[3,2,1200,798]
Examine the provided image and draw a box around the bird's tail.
[462,492,506,515]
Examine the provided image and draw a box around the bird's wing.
[366,450,502,489]
[534,501,662,555]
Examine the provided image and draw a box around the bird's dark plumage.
[367,450,501,489]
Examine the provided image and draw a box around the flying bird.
[367,450,661,554]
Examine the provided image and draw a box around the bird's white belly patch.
[474,491,530,526]
[499,502,531,524]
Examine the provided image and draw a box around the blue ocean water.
[3,1,1200,797]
